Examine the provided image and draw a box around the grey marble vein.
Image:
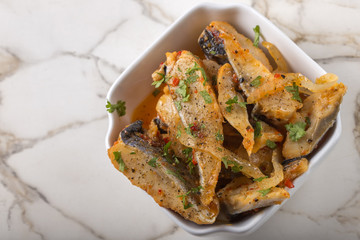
[0,116,107,240]
[134,0,174,26]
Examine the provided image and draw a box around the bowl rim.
[105,2,342,236]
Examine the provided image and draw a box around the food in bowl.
[107,21,346,225]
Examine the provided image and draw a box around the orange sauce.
[131,88,163,128]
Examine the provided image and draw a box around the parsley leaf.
[163,141,173,163]
[176,125,181,139]
[152,72,169,88]
[266,140,277,149]
[221,156,243,173]
[152,89,161,97]
[215,130,224,141]
[225,95,238,112]
[166,169,186,183]
[147,157,158,167]
[258,188,271,197]
[250,76,262,87]
[254,121,262,138]
[285,82,302,102]
[182,147,195,174]
[253,176,269,182]
[113,151,126,172]
[174,101,182,111]
[225,95,247,112]
[186,62,208,86]
[253,25,261,47]
[106,100,126,117]
[177,186,203,209]
[285,122,307,142]
[130,151,136,155]
[200,90,212,104]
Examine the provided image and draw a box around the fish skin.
[109,121,219,224]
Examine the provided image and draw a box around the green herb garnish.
[250,76,262,87]
[305,116,311,127]
[106,100,126,117]
[182,147,195,174]
[166,169,185,183]
[258,188,271,197]
[186,62,208,86]
[221,156,243,173]
[200,90,212,104]
[254,121,262,138]
[147,157,158,168]
[253,176,269,182]
[176,125,182,139]
[215,130,224,141]
[130,151,136,155]
[152,89,160,97]
[113,151,126,172]
[177,186,203,209]
[152,72,169,88]
[174,101,182,111]
[285,122,307,142]
[253,25,261,47]
[285,82,302,102]
[266,140,277,149]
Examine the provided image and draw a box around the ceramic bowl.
[105,2,342,236]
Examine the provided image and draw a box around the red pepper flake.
[246,126,254,132]
[274,73,281,78]
[172,77,180,86]
[158,189,163,195]
[163,137,170,144]
[191,149,197,165]
[177,51,182,57]
[232,73,239,84]
[284,179,294,188]
[194,89,198,93]
[190,122,200,132]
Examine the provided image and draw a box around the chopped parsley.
[186,62,208,86]
[215,130,224,141]
[174,100,182,111]
[253,176,269,182]
[147,157,158,168]
[258,188,271,197]
[182,147,195,174]
[166,169,186,183]
[130,151,136,155]
[176,125,182,139]
[305,116,311,127]
[176,80,190,102]
[254,121,262,138]
[285,122,307,142]
[225,95,247,112]
[106,100,126,117]
[177,186,203,209]
[113,151,126,172]
[221,156,243,173]
[185,75,198,84]
[200,90,212,104]
[152,89,161,97]
[253,25,261,47]
[250,76,262,87]
[152,72,169,88]
[285,82,302,102]
[185,125,194,137]
[266,140,277,149]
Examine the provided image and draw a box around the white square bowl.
[105,2,342,236]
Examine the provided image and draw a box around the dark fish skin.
[120,120,162,156]
[198,29,228,64]
[111,120,219,224]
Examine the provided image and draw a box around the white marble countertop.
[0,0,359,239]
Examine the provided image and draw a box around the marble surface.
[0,0,359,239]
